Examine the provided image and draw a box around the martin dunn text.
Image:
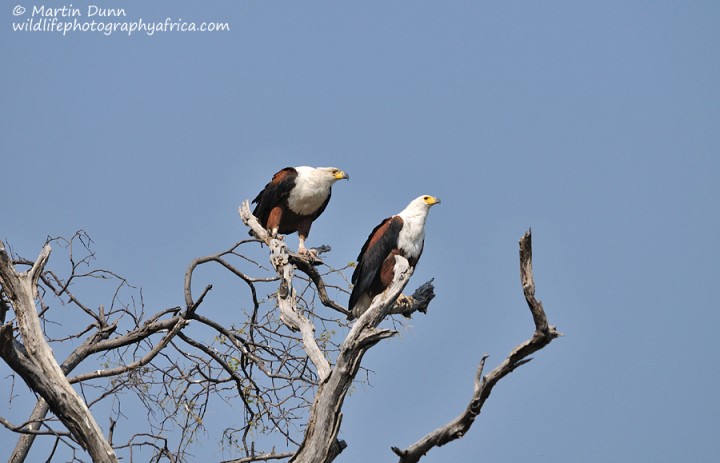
[32,5,127,17]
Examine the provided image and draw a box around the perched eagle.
[251,166,349,254]
[348,195,440,319]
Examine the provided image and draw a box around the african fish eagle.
[348,195,440,319]
[251,166,349,255]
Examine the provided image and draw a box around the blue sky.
[2,1,720,461]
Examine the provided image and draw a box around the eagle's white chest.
[287,171,331,215]
[397,216,426,259]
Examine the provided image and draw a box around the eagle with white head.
[348,195,440,319]
[251,166,349,255]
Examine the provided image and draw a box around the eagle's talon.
[298,247,318,259]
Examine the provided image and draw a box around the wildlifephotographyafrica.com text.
[11,4,230,36]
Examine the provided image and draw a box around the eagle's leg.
[267,207,283,239]
[297,236,309,254]
[297,235,317,258]
[296,220,317,258]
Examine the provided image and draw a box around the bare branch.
[239,200,349,316]
[68,284,209,386]
[271,238,331,382]
[239,199,341,383]
[391,229,562,463]
[0,241,119,462]
[288,256,349,316]
[290,256,414,463]
[239,201,271,245]
[387,279,435,317]
[0,415,70,438]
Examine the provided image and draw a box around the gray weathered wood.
[390,229,562,463]
[290,256,413,463]
[271,237,332,382]
[0,242,118,463]
[240,200,333,382]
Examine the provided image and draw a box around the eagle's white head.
[399,195,441,220]
[288,166,349,215]
[296,166,350,184]
[396,195,440,258]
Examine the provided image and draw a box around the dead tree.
[1,206,560,463]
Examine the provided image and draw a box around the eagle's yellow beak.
[335,170,349,180]
[424,196,441,205]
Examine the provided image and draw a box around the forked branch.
[290,256,414,463]
[391,229,562,463]
[239,200,351,316]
